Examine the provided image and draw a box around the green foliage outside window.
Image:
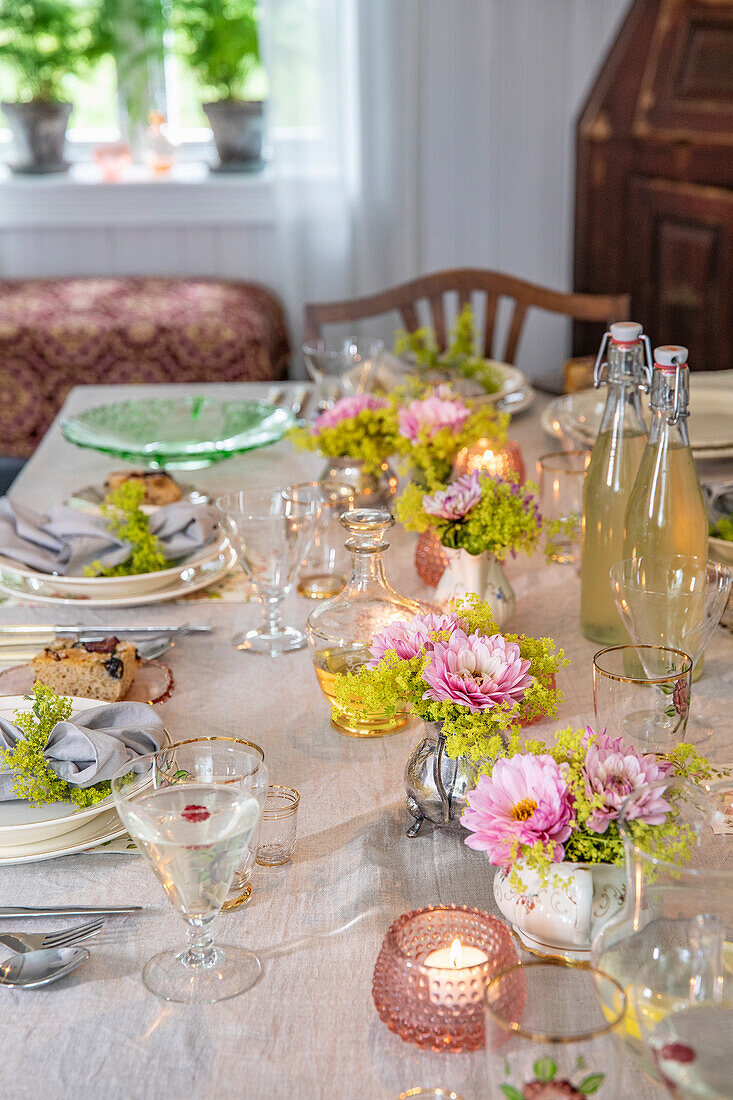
[0,0,95,102]
[172,0,262,101]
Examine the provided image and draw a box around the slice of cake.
[106,470,183,507]
[30,636,141,702]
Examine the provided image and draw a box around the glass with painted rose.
[591,777,733,1092]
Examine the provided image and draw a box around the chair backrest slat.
[305,269,630,365]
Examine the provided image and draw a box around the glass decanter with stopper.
[624,345,708,563]
[306,508,424,737]
[580,321,651,644]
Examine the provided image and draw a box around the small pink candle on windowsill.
[424,936,489,1005]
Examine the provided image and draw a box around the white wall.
[414,0,630,381]
[0,0,630,381]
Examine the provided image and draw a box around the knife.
[0,625,211,636]
[0,905,143,917]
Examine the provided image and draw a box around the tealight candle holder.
[452,438,526,483]
[372,904,518,1053]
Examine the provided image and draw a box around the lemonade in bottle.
[624,346,707,563]
[580,322,651,644]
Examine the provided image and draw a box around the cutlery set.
[0,906,144,989]
[0,623,211,666]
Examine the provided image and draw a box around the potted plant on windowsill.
[173,0,265,172]
[0,0,92,174]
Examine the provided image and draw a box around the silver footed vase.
[404,720,481,837]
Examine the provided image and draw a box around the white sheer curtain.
[260,0,422,374]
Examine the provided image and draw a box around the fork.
[0,917,104,955]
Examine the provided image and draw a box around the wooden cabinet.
[574,0,733,370]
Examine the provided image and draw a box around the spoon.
[0,946,90,989]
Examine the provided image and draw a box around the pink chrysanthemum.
[397,392,470,442]
[368,611,460,666]
[582,727,673,834]
[313,394,387,433]
[461,754,574,865]
[422,629,532,711]
[423,470,482,521]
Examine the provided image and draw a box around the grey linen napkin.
[0,701,166,800]
[0,497,218,575]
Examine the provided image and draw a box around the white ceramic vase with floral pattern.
[493,861,626,961]
[435,548,515,628]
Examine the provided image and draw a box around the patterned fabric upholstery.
[0,277,290,457]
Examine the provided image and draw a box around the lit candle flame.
[449,937,462,969]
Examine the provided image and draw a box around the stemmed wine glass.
[216,486,321,655]
[112,745,262,1004]
[609,555,732,743]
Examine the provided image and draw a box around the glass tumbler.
[256,784,300,865]
[484,961,626,1099]
[283,480,355,600]
[592,643,693,751]
[537,449,591,564]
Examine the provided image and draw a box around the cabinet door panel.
[629,176,733,369]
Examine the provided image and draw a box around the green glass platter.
[61,395,296,470]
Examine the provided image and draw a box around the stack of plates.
[61,395,295,470]
[0,696,129,865]
[542,375,733,460]
[0,537,236,607]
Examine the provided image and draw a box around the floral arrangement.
[394,304,503,395]
[289,393,399,472]
[395,468,542,560]
[0,684,117,808]
[85,481,167,578]
[461,724,716,883]
[394,384,508,486]
[334,596,566,762]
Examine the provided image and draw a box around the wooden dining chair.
[304,268,630,365]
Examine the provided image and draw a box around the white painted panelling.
[0,0,631,381]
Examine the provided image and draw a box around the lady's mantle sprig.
[289,394,399,472]
[335,595,566,763]
[395,469,542,559]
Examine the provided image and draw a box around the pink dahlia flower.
[423,470,482,521]
[461,754,574,865]
[422,629,532,711]
[582,727,673,834]
[368,611,460,665]
[397,392,470,442]
[313,394,386,433]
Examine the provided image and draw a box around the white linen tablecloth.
[1,382,731,1100]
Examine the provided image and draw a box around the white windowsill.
[0,161,279,229]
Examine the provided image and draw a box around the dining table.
[1,379,732,1100]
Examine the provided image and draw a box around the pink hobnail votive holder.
[372,904,519,1053]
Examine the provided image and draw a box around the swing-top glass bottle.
[580,321,651,644]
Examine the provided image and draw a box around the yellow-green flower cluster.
[84,481,168,578]
[334,595,566,761]
[1,683,114,808]
[395,402,509,488]
[395,471,543,560]
[394,303,504,396]
[290,407,400,472]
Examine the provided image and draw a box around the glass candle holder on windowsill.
[372,904,519,1053]
[306,508,426,737]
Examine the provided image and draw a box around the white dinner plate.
[0,535,227,599]
[0,541,236,607]
[0,696,116,845]
[542,377,733,458]
[66,480,209,517]
[710,536,733,567]
[0,808,128,865]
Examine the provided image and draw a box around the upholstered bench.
[0,276,290,459]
